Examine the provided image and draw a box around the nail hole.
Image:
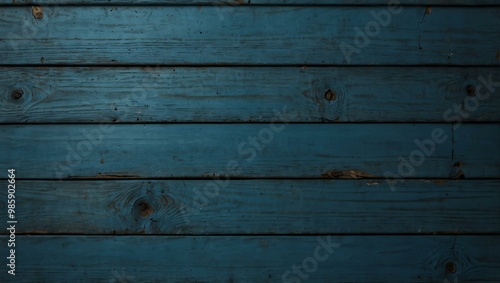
[324,89,337,101]
[445,261,456,274]
[11,89,23,100]
[466,85,475,96]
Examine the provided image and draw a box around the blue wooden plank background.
[1,7,499,65]
[0,0,499,282]
[1,180,498,234]
[1,67,499,123]
[3,0,500,5]
[0,235,499,282]
[1,124,459,179]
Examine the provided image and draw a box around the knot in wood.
[134,200,153,218]
[466,85,475,96]
[445,261,457,274]
[11,89,23,100]
[324,89,337,101]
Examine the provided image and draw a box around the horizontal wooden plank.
[3,0,499,5]
[0,124,458,179]
[1,67,499,123]
[1,7,499,65]
[1,179,499,234]
[1,235,499,282]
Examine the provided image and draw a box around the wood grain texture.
[454,124,500,178]
[0,124,457,179]
[0,235,499,282]
[1,179,499,234]
[2,0,499,5]
[1,7,499,65]
[0,1,498,282]
[1,67,499,123]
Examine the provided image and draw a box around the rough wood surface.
[0,235,498,282]
[0,124,459,179]
[1,179,498,234]
[1,67,499,123]
[3,0,500,5]
[1,7,499,65]
[0,2,498,282]
[453,124,500,178]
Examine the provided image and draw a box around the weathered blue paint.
[0,124,460,179]
[1,180,499,234]
[3,0,499,5]
[0,1,499,282]
[0,7,499,65]
[0,235,499,282]
[1,67,499,123]
[454,124,500,178]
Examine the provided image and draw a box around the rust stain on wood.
[322,169,375,179]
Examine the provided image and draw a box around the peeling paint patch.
[32,6,43,19]
[432,179,449,185]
